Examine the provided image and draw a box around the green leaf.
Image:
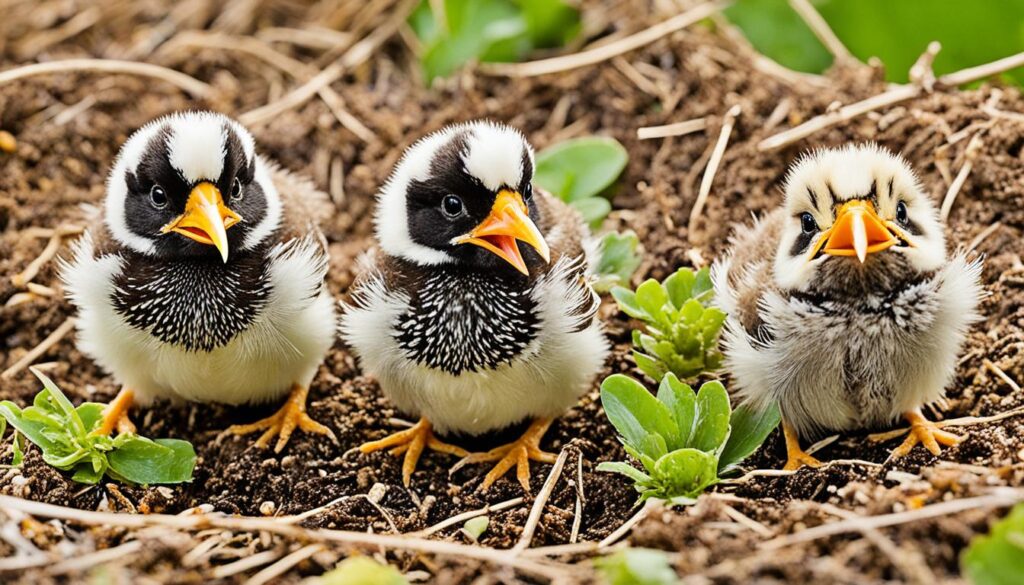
[107,437,196,485]
[595,548,679,585]
[76,403,106,434]
[633,351,668,383]
[679,298,703,324]
[320,556,409,585]
[0,401,62,454]
[689,381,731,453]
[71,462,104,484]
[963,502,1024,585]
[692,267,714,305]
[662,269,695,311]
[655,374,696,450]
[11,432,24,466]
[570,196,612,228]
[534,136,628,202]
[611,287,647,320]
[635,280,668,320]
[718,402,781,474]
[518,0,580,47]
[31,369,86,437]
[413,0,527,82]
[594,230,643,293]
[652,448,719,499]
[597,461,653,485]
[600,375,678,458]
[461,516,489,541]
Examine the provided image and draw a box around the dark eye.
[896,201,908,224]
[442,194,464,218]
[800,212,818,234]
[231,178,244,201]
[150,185,167,209]
[522,183,533,201]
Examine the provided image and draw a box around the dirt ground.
[2,0,1024,583]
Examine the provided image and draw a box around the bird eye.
[150,185,168,209]
[522,183,533,201]
[896,201,908,225]
[442,194,464,218]
[231,178,243,201]
[800,212,818,234]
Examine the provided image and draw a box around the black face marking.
[395,265,539,374]
[124,121,266,260]
[111,245,271,351]
[790,212,819,257]
[405,131,544,272]
[806,187,819,212]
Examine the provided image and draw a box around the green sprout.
[409,0,580,83]
[595,547,679,585]
[611,267,726,382]
[597,373,780,504]
[594,230,643,294]
[534,136,629,228]
[962,502,1024,585]
[0,369,195,485]
[319,557,408,585]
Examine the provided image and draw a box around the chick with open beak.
[160,181,242,262]
[713,144,982,470]
[341,121,608,491]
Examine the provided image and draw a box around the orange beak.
[160,182,242,263]
[810,200,899,263]
[454,189,551,275]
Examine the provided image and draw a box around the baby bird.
[713,144,982,470]
[62,111,336,452]
[340,121,608,490]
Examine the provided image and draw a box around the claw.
[878,409,962,458]
[454,418,557,492]
[782,419,822,471]
[359,417,467,487]
[91,387,136,436]
[229,384,335,453]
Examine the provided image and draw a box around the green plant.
[534,136,629,228]
[962,502,1024,585]
[594,230,643,294]
[461,516,489,542]
[0,369,195,485]
[597,373,779,504]
[595,547,679,585]
[612,267,726,382]
[318,557,408,585]
[409,0,580,83]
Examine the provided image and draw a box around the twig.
[968,222,1002,251]
[480,1,728,77]
[597,499,657,548]
[787,0,854,63]
[513,449,569,553]
[940,134,984,222]
[983,359,1023,392]
[1,318,77,380]
[0,59,211,97]
[941,51,1024,87]
[243,544,325,585]
[761,489,1024,549]
[210,548,284,579]
[415,498,524,537]
[720,504,773,537]
[689,105,741,243]
[12,225,82,288]
[570,454,585,544]
[46,540,144,575]
[909,41,941,92]
[637,117,707,140]
[240,0,416,126]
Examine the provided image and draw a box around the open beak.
[160,182,242,263]
[454,189,550,276]
[809,200,899,264]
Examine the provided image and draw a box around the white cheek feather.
[462,121,531,192]
[166,112,226,184]
[240,156,283,250]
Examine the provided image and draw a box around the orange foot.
[782,419,822,471]
[91,387,137,436]
[359,417,468,487]
[873,409,961,458]
[454,418,557,492]
[229,384,335,453]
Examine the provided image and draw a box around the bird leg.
[91,387,137,436]
[228,383,335,453]
[359,417,468,487]
[782,419,822,471]
[875,408,961,458]
[454,418,557,493]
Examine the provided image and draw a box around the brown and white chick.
[712,144,983,470]
[62,111,336,452]
[340,120,609,491]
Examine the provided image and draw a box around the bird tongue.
[482,234,527,274]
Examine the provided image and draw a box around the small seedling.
[534,136,629,228]
[594,230,643,293]
[595,547,679,585]
[597,373,779,504]
[409,0,580,82]
[962,502,1024,585]
[0,369,195,485]
[319,556,408,585]
[461,515,489,542]
[612,267,726,382]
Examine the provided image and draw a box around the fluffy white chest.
[63,233,335,405]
